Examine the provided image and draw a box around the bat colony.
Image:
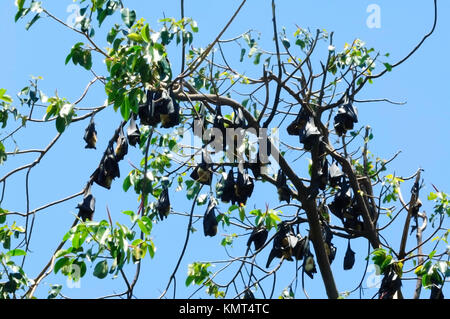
[78,89,432,299]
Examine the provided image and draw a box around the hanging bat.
[233,169,254,206]
[321,223,336,264]
[190,152,212,185]
[83,116,97,149]
[139,90,161,126]
[127,116,141,147]
[76,185,95,221]
[247,226,268,251]
[92,146,120,189]
[293,235,308,261]
[266,223,297,267]
[430,283,444,299]
[287,107,309,136]
[203,200,218,237]
[243,289,255,299]
[220,169,235,204]
[343,240,355,270]
[317,157,329,191]
[329,161,344,188]
[299,116,320,151]
[276,169,291,203]
[115,128,128,162]
[334,98,358,137]
[160,91,180,128]
[329,180,352,219]
[156,187,171,220]
[303,250,317,279]
[212,105,226,143]
[378,266,402,299]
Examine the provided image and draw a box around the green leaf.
[25,13,40,30]
[55,116,66,133]
[141,24,150,43]
[121,8,136,28]
[127,32,144,43]
[240,48,246,62]
[384,63,393,72]
[93,260,109,279]
[7,249,26,257]
[54,257,70,274]
[282,37,290,49]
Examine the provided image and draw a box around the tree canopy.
[0,0,448,300]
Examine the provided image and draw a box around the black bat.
[203,200,218,237]
[127,116,141,147]
[247,226,268,251]
[92,146,120,189]
[190,152,212,185]
[243,289,255,299]
[303,250,317,279]
[378,266,402,299]
[430,282,444,299]
[76,185,95,221]
[233,169,254,206]
[83,116,97,149]
[286,107,309,136]
[266,223,297,268]
[343,240,355,270]
[139,90,161,126]
[276,169,291,203]
[317,156,329,191]
[212,105,226,142]
[249,149,270,180]
[328,179,352,220]
[220,169,235,204]
[160,91,180,129]
[115,128,128,162]
[321,223,336,264]
[329,161,344,188]
[156,187,171,220]
[299,116,320,151]
[334,98,358,137]
[293,235,308,261]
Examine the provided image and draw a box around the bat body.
[139,90,160,126]
[115,129,128,161]
[303,253,317,279]
[329,162,344,187]
[299,117,320,151]
[92,147,120,189]
[329,180,352,219]
[156,187,171,220]
[190,152,212,185]
[276,169,291,203]
[343,240,355,270]
[127,116,141,146]
[243,289,255,299]
[287,107,309,136]
[334,99,358,137]
[247,226,268,251]
[159,91,180,129]
[378,266,402,299]
[83,117,97,149]
[234,170,254,206]
[77,186,95,221]
[266,223,296,267]
[203,201,218,237]
[220,169,235,204]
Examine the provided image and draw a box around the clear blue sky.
[0,0,449,299]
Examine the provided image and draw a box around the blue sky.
[0,0,449,299]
